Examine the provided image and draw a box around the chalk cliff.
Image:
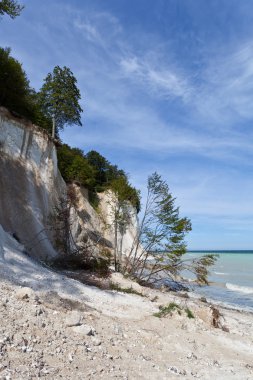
[0,107,139,262]
[0,107,63,259]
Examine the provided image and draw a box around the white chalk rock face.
[0,108,65,259]
[98,190,143,259]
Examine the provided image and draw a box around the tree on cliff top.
[38,66,83,138]
[0,0,24,18]
[0,47,51,130]
[0,47,30,115]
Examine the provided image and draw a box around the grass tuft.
[109,283,144,297]
[185,307,195,319]
[154,303,195,319]
[153,302,181,317]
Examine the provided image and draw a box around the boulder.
[72,324,95,336]
[15,287,34,300]
[65,311,82,327]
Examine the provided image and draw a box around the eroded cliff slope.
[0,107,139,262]
[0,107,64,259]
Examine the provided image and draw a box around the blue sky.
[1,0,253,249]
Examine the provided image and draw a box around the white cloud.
[74,19,101,44]
[73,11,122,48]
[193,40,253,126]
[120,38,253,132]
[120,55,192,101]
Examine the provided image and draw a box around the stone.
[222,325,230,333]
[114,325,123,335]
[15,287,34,300]
[187,352,198,360]
[91,337,101,346]
[65,311,82,327]
[168,366,186,376]
[72,325,95,336]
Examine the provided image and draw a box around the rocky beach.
[0,230,252,380]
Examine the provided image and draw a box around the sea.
[186,251,253,312]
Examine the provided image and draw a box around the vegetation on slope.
[57,144,141,211]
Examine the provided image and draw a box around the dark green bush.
[57,145,141,212]
[0,47,51,131]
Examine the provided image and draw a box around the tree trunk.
[114,219,118,271]
[52,115,55,138]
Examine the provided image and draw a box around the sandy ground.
[0,226,253,379]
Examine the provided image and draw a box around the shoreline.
[188,288,253,315]
[180,275,253,314]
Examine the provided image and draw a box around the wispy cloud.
[192,41,253,126]
[73,11,122,48]
[120,55,192,101]
[74,19,101,44]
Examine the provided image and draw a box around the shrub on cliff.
[0,47,51,131]
[86,150,125,190]
[57,144,96,189]
[57,145,141,211]
[0,47,32,117]
[86,150,140,211]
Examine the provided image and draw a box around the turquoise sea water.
[186,251,253,312]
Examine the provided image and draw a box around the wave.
[226,283,253,295]
[214,272,229,275]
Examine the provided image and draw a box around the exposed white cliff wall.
[98,190,143,261]
[0,107,65,259]
[69,185,113,254]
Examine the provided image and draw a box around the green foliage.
[38,65,83,135]
[109,283,144,297]
[154,303,194,319]
[25,88,52,132]
[57,144,95,189]
[124,172,192,279]
[86,150,124,189]
[147,172,192,257]
[153,302,181,317]
[85,151,137,202]
[57,145,141,211]
[123,172,217,286]
[185,307,195,319]
[110,176,141,213]
[0,47,31,116]
[0,47,51,130]
[0,0,24,19]
[192,254,218,285]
